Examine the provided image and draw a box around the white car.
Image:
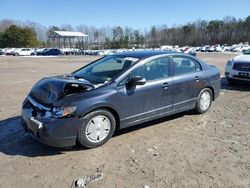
[225,49,250,83]
[215,46,223,52]
[14,48,34,56]
[5,48,16,55]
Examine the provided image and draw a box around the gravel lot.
[0,53,249,188]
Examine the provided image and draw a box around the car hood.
[233,55,250,63]
[30,75,95,105]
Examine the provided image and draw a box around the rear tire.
[78,109,116,148]
[195,88,212,114]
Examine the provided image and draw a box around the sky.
[0,0,249,28]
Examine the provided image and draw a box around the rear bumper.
[21,101,83,148]
[209,76,221,100]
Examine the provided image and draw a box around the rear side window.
[172,56,201,75]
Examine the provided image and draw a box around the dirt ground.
[0,53,249,188]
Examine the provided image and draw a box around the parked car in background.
[22,51,220,148]
[225,49,250,83]
[242,46,250,53]
[0,48,4,55]
[208,46,215,52]
[14,48,34,56]
[201,46,210,52]
[37,48,62,56]
[176,47,197,57]
[5,48,16,55]
[31,48,48,56]
[231,46,242,52]
[194,47,201,52]
[183,48,197,56]
[215,46,223,52]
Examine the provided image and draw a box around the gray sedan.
[22,51,220,148]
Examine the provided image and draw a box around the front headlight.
[52,106,77,118]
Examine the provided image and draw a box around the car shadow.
[0,112,191,157]
[114,111,189,137]
[3,77,248,157]
[0,116,84,157]
[221,77,250,91]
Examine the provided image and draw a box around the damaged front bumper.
[21,97,83,147]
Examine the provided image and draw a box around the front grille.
[233,62,250,71]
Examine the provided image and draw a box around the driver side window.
[131,57,169,82]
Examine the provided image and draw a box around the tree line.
[0,25,39,48]
[0,15,249,49]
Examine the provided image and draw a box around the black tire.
[195,88,213,114]
[78,109,116,148]
[15,53,19,56]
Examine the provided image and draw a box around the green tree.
[243,15,250,42]
[0,32,4,47]
[139,35,145,47]
[207,20,223,44]
[123,35,129,48]
[1,25,39,47]
[111,26,124,48]
[134,30,140,45]
[150,26,157,47]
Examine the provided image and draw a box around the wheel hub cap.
[200,91,211,111]
[85,115,111,143]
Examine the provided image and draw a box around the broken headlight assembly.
[52,106,77,118]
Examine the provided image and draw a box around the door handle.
[194,76,199,82]
[162,82,169,89]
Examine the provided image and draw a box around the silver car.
[225,49,250,83]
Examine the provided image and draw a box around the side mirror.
[130,76,146,86]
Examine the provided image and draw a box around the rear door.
[170,55,205,111]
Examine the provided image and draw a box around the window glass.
[173,56,201,75]
[92,58,124,73]
[131,57,169,81]
[73,56,139,84]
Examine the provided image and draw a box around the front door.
[116,56,173,127]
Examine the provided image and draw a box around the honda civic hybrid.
[22,51,220,148]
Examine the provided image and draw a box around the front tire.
[78,109,116,148]
[195,88,213,114]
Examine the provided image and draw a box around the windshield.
[73,55,139,84]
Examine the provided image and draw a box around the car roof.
[114,50,174,59]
